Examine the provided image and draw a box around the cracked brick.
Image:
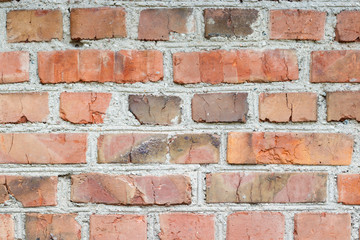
[7,10,62,42]
[0,51,29,83]
[259,92,317,122]
[25,213,81,240]
[206,172,327,203]
[204,9,258,38]
[0,93,49,123]
[327,91,360,122]
[270,10,326,40]
[70,7,126,40]
[337,174,360,205]
[192,93,248,123]
[159,213,215,240]
[138,8,195,41]
[90,215,147,240]
[0,215,13,240]
[336,11,360,42]
[129,95,181,125]
[60,92,112,124]
[227,132,353,165]
[173,49,298,84]
[0,133,87,164]
[71,173,191,205]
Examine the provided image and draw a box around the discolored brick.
[311,50,360,83]
[0,133,87,164]
[206,172,327,203]
[98,133,168,163]
[7,10,62,42]
[327,91,360,122]
[0,215,14,240]
[138,8,195,41]
[173,49,298,84]
[0,51,29,83]
[71,173,191,205]
[337,174,360,205]
[79,49,115,82]
[192,93,248,123]
[227,212,285,240]
[270,10,326,40]
[227,132,353,165]
[0,93,49,123]
[169,134,220,164]
[25,213,81,240]
[71,7,126,40]
[294,213,351,240]
[90,215,147,240]
[159,213,215,240]
[204,9,258,38]
[129,95,181,125]
[259,92,317,122]
[336,11,360,42]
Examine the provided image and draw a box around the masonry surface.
[0,0,360,239]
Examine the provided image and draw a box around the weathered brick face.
[0,0,358,239]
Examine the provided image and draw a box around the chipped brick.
[327,91,360,122]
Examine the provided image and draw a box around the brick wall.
[0,0,359,239]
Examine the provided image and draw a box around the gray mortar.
[0,0,360,239]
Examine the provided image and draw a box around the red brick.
[311,50,360,83]
[90,215,147,240]
[227,212,285,240]
[338,174,360,205]
[39,50,163,84]
[270,10,326,40]
[327,91,360,122]
[0,51,29,83]
[159,213,214,240]
[206,172,327,203]
[115,50,163,83]
[138,8,195,41]
[98,133,168,163]
[227,132,353,165]
[0,93,48,123]
[259,92,317,122]
[0,176,57,207]
[26,213,81,240]
[294,213,351,240]
[0,133,87,164]
[71,7,126,40]
[7,10,62,42]
[71,173,191,205]
[60,92,112,124]
[173,49,298,84]
[336,11,360,42]
[0,215,14,240]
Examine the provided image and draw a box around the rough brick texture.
[38,50,163,83]
[227,212,285,240]
[311,50,360,83]
[138,8,195,41]
[71,173,191,205]
[0,51,29,83]
[71,8,126,40]
[338,174,360,205]
[204,9,259,38]
[294,213,351,240]
[0,93,49,123]
[259,92,317,122]
[327,91,360,122]
[0,215,14,240]
[192,93,248,122]
[0,133,87,164]
[336,11,360,42]
[173,49,298,84]
[7,10,62,42]
[270,10,326,40]
[90,215,147,240]
[227,132,353,165]
[206,172,327,203]
[159,213,215,240]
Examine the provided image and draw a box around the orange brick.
[79,50,115,82]
[227,132,353,165]
[336,11,360,42]
[71,7,126,40]
[270,10,326,40]
[0,51,29,83]
[7,10,62,42]
[327,91,360,122]
[338,174,360,205]
[0,215,14,240]
[259,92,317,122]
